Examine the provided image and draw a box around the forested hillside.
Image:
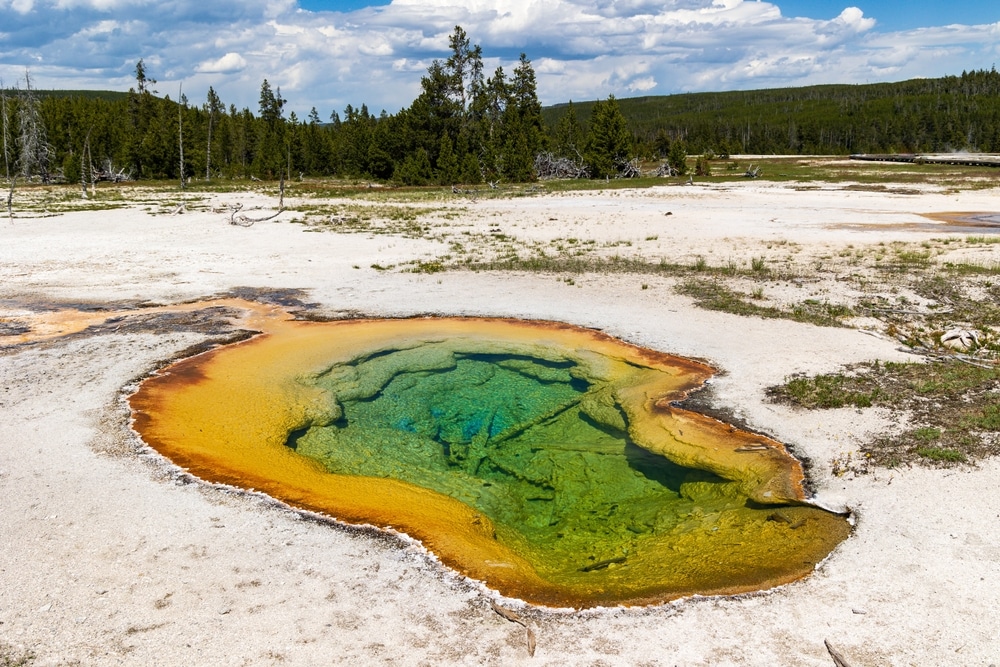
[1,27,543,187]
[3,42,1000,187]
[544,69,1000,157]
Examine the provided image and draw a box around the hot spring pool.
[130,315,849,607]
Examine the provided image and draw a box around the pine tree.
[436,133,459,185]
[667,140,688,176]
[584,96,632,179]
[554,101,584,159]
[204,86,223,180]
[254,79,286,178]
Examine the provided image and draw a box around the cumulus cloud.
[0,0,997,115]
[195,52,247,73]
[834,7,875,32]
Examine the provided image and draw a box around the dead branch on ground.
[226,201,284,227]
[489,600,537,657]
[824,639,852,667]
[534,151,589,179]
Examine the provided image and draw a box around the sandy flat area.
[1,179,999,666]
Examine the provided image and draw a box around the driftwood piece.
[614,157,642,179]
[651,162,678,177]
[824,639,852,667]
[490,600,537,657]
[227,201,284,227]
[534,151,588,180]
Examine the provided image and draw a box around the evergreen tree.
[554,101,584,159]
[667,140,688,176]
[125,59,156,176]
[436,132,460,184]
[444,25,483,118]
[204,86,223,180]
[584,96,632,179]
[254,79,286,178]
[396,147,433,185]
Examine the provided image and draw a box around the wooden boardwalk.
[850,153,1000,167]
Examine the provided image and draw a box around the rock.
[941,328,979,351]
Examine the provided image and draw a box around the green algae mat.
[131,311,850,607]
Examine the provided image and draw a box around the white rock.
[941,328,979,351]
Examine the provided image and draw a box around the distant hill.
[2,89,128,103]
[542,70,1000,155]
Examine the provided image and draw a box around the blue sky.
[298,1,1000,32]
[2,0,999,116]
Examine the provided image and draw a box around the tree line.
[2,27,557,187]
[547,68,1000,158]
[4,37,1000,189]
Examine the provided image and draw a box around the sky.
[2,0,999,118]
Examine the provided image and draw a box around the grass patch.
[915,447,967,463]
[0,643,35,667]
[677,278,785,319]
[770,359,1000,467]
[677,279,850,327]
[944,260,1000,275]
[407,260,445,274]
[775,373,880,409]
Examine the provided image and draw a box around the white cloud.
[627,76,657,92]
[195,52,247,73]
[834,7,875,32]
[0,0,997,115]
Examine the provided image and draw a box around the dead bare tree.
[5,70,54,221]
[178,83,186,198]
[80,136,89,199]
[2,81,10,221]
[650,162,678,177]
[614,157,642,178]
[16,71,54,185]
[533,151,589,179]
[80,129,98,198]
[1,82,10,183]
[93,158,132,183]
[5,176,13,222]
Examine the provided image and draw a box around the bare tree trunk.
[81,130,92,199]
[6,175,14,222]
[206,113,213,182]
[16,70,53,184]
[87,136,96,197]
[1,86,10,183]
[178,83,185,192]
[278,144,289,210]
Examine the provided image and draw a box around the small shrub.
[915,447,966,463]
[410,261,444,274]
